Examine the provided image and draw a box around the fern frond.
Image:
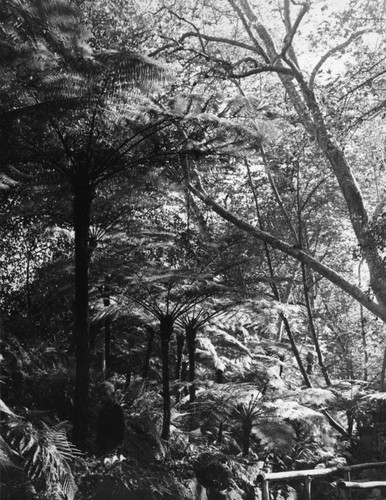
[3,414,81,499]
[0,398,17,417]
[0,434,21,469]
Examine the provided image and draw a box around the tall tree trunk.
[186,324,198,402]
[230,0,386,390]
[104,317,111,378]
[72,173,93,448]
[242,419,252,457]
[245,161,312,388]
[160,314,174,440]
[381,347,386,392]
[358,261,368,381]
[175,332,185,380]
[360,305,368,382]
[281,313,312,388]
[143,326,155,379]
[26,249,32,314]
[104,296,111,379]
[301,262,331,386]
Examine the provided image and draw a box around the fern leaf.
[20,434,35,454]
[0,435,21,469]
[0,399,16,416]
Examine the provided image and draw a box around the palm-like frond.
[3,413,81,500]
[0,434,21,469]
[0,0,169,127]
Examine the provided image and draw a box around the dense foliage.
[1,0,386,498]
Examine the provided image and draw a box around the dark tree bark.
[242,420,252,457]
[71,170,93,448]
[281,313,312,388]
[217,421,224,444]
[186,323,198,402]
[104,297,111,379]
[159,314,174,440]
[142,326,155,379]
[216,369,224,383]
[175,332,185,380]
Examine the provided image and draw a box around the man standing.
[96,382,125,454]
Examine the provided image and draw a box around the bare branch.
[261,146,299,244]
[228,65,294,78]
[353,98,386,124]
[227,0,270,63]
[338,68,386,102]
[280,0,308,66]
[179,31,263,55]
[309,30,368,89]
[168,10,207,54]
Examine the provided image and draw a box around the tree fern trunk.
[104,317,111,378]
[242,420,252,456]
[186,324,197,402]
[72,173,93,448]
[103,295,111,379]
[160,315,174,440]
[175,332,185,380]
[143,326,155,379]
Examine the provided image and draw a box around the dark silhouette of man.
[96,382,125,454]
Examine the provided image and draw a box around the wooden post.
[262,480,270,500]
[305,476,312,500]
[340,474,349,500]
[256,461,386,500]
[344,471,352,500]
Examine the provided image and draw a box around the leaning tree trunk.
[245,159,312,388]
[159,314,174,440]
[301,262,331,386]
[72,171,93,448]
[281,313,312,388]
[230,0,386,388]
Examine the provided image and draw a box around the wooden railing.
[258,461,386,500]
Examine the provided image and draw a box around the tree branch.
[280,0,308,65]
[155,31,263,58]
[227,0,270,63]
[261,146,299,244]
[168,10,207,54]
[231,0,314,131]
[309,30,368,89]
[228,65,294,78]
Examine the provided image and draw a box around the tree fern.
[2,405,81,500]
[0,0,173,448]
